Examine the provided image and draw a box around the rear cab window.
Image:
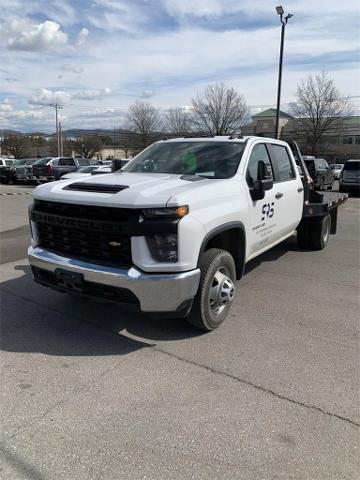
[59,157,75,166]
[269,144,295,182]
[343,161,360,171]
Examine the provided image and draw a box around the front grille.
[34,200,138,222]
[33,201,140,267]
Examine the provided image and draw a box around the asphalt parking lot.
[0,183,359,480]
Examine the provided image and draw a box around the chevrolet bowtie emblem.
[109,241,122,247]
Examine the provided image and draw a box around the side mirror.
[250,160,273,201]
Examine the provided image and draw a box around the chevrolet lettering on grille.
[31,211,122,233]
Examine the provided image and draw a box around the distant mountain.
[61,128,132,139]
[0,129,22,136]
[0,128,132,139]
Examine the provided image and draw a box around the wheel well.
[203,227,245,280]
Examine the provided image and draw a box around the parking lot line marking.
[0,192,32,196]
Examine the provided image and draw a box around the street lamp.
[274,6,293,139]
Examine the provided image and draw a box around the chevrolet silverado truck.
[28,136,348,331]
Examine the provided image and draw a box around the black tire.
[187,248,236,331]
[309,214,331,250]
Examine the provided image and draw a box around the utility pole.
[59,121,64,156]
[113,125,116,160]
[275,6,293,139]
[50,103,63,156]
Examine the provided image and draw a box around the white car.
[330,163,344,179]
[61,165,112,180]
[28,136,348,331]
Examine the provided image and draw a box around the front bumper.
[28,246,200,313]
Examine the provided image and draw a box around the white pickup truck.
[28,136,347,331]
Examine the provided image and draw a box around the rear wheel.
[309,214,331,250]
[187,248,236,331]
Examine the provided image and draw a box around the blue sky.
[0,0,359,132]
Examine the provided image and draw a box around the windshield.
[331,164,343,169]
[34,157,51,165]
[15,159,26,166]
[78,166,99,173]
[122,141,245,179]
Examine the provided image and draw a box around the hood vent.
[180,174,206,182]
[63,182,128,194]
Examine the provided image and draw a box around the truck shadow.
[0,264,203,358]
[1,236,299,356]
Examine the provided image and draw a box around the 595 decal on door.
[261,202,274,221]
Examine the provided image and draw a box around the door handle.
[275,192,283,199]
[298,187,304,192]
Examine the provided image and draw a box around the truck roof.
[161,135,288,145]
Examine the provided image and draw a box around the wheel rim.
[323,217,330,243]
[208,267,235,316]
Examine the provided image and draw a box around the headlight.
[143,206,188,219]
[146,234,178,262]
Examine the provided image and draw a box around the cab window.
[270,145,295,181]
[59,158,75,166]
[246,144,273,187]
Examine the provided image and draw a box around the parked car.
[0,158,15,183]
[339,159,360,194]
[61,165,111,180]
[304,158,334,190]
[13,158,38,183]
[330,163,344,179]
[32,157,54,182]
[33,156,90,181]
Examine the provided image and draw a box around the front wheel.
[187,249,236,331]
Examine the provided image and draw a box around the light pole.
[275,6,293,139]
[50,103,63,156]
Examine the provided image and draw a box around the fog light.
[146,234,178,262]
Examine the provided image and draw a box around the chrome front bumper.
[28,246,200,312]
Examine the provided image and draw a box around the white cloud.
[163,0,223,18]
[1,19,68,51]
[61,64,84,74]
[73,88,111,100]
[139,90,155,99]
[0,99,13,112]
[28,87,112,106]
[76,27,89,46]
[29,88,71,106]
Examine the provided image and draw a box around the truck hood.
[32,172,215,207]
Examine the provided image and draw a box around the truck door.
[245,143,278,257]
[267,143,304,241]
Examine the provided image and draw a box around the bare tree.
[191,83,248,135]
[1,135,30,158]
[127,101,162,149]
[164,107,190,136]
[291,72,351,155]
[69,135,103,158]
